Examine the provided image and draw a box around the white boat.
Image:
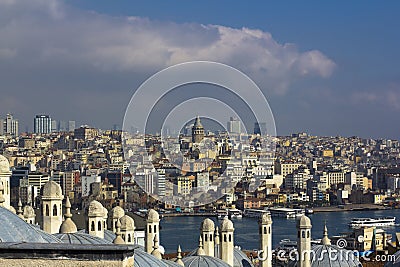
[268,208,305,219]
[228,209,243,219]
[243,209,270,219]
[349,217,396,228]
[216,210,228,220]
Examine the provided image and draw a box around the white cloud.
[0,0,335,94]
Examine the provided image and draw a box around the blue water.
[160,209,400,253]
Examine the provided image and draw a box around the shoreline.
[312,204,392,213]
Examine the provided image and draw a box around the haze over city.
[0,0,399,138]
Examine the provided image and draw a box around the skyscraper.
[34,114,52,134]
[227,117,241,134]
[254,122,267,135]
[4,114,18,136]
[68,120,76,132]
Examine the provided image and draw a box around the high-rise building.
[3,114,18,136]
[51,120,57,132]
[34,114,52,134]
[227,117,241,134]
[68,120,76,131]
[0,117,4,135]
[58,120,67,132]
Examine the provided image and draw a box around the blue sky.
[0,0,399,138]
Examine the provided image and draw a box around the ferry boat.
[216,210,228,220]
[243,209,270,219]
[268,208,305,219]
[228,209,243,219]
[349,217,396,228]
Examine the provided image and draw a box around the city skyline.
[0,1,399,139]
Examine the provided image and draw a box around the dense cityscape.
[0,112,400,266]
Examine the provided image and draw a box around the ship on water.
[349,216,396,228]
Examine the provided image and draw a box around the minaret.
[113,219,125,245]
[259,212,273,267]
[201,218,215,257]
[59,196,77,234]
[41,181,64,234]
[0,155,11,209]
[120,214,135,245]
[145,209,160,253]
[297,215,312,267]
[220,217,234,266]
[215,226,220,258]
[175,245,184,266]
[109,206,125,232]
[88,200,106,238]
[321,222,331,245]
[151,235,162,260]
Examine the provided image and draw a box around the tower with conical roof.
[259,212,273,267]
[201,218,215,257]
[192,116,205,143]
[145,209,160,253]
[87,200,106,238]
[175,245,184,266]
[220,217,234,266]
[297,215,312,267]
[41,181,64,234]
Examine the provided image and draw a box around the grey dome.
[162,259,184,267]
[182,255,231,267]
[0,155,10,173]
[77,229,116,243]
[0,207,61,243]
[134,249,171,267]
[385,250,400,267]
[55,232,112,245]
[233,248,254,267]
[187,248,253,267]
[288,244,362,267]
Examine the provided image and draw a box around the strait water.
[160,209,400,253]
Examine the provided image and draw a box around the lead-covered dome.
[0,207,61,243]
[134,249,174,267]
[42,181,63,198]
[55,232,112,245]
[182,255,231,267]
[23,205,35,218]
[288,244,362,267]
[0,155,10,173]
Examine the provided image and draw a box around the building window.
[307,230,310,238]
[264,226,267,235]
[205,234,208,242]
[229,234,232,242]
[128,234,131,243]
[210,234,213,242]
[98,221,102,231]
[53,204,57,216]
[91,221,95,231]
[154,225,157,233]
[45,204,49,216]
[149,225,152,233]
[302,230,305,238]
[224,234,227,242]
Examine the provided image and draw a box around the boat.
[305,208,314,214]
[349,217,396,228]
[268,207,305,219]
[228,209,243,219]
[243,209,270,219]
[216,210,228,220]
